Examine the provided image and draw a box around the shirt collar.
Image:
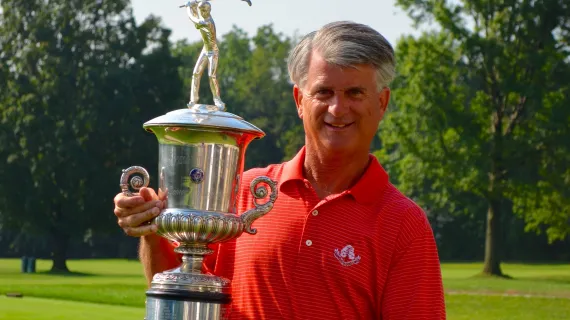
[279,146,307,186]
[279,146,390,205]
[346,155,389,205]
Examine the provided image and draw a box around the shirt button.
[305,240,313,247]
[312,210,319,216]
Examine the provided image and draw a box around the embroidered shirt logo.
[334,245,361,266]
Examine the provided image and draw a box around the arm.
[185,1,202,25]
[139,235,182,286]
[381,212,446,319]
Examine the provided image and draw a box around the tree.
[0,0,182,272]
[380,0,570,276]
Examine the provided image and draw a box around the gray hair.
[287,21,396,91]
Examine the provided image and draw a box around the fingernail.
[155,201,163,208]
[153,208,160,215]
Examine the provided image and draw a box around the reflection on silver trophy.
[119,1,278,319]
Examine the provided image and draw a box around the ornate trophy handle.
[120,166,150,197]
[240,176,278,235]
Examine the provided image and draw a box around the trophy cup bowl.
[120,106,278,320]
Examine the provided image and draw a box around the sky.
[130,0,422,48]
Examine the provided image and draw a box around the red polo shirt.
[203,147,446,319]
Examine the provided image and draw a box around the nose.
[328,93,350,117]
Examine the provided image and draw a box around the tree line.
[0,0,568,276]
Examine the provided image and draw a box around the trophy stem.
[174,243,214,256]
[180,254,206,274]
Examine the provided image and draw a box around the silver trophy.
[119,1,278,319]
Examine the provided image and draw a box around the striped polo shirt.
[203,147,446,319]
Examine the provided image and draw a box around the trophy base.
[144,257,231,320]
[145,289,230,320]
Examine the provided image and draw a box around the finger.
[123,224,158,238]
[139,187,158,202]
[158,188,167,201]
[114,193,145,209]
[121,206,161,228]
[114,199,162,218]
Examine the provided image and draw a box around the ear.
[378,87,391,120]
[293,85,304,119]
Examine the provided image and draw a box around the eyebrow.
[311,85,368,93]
[311,84,333,92]
[345,86,367,92]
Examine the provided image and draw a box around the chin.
[321,141,355,154]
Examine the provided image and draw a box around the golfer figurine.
[183,0,225,111]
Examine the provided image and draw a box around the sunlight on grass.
[0,259,147,307]
[1,259,569,319]
[441,262,570,298]
[0,296,143,320]
[446,295,570,320]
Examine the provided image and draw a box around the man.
[185,0,225,109]
[114,21,446,319]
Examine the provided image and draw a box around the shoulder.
[241,163,285,185]
[375,183,431,246]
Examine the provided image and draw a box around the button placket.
[299,183,325,251]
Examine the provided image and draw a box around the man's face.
[293,51,390,155]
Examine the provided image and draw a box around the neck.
[303,143,370,199]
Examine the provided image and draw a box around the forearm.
[186,4,201,24]
[139,234,181,287]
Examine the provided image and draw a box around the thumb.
[139,187,158,202]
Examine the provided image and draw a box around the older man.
[114,21,446,319]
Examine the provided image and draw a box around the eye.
[346,88,365,99]
[314,89,334,99]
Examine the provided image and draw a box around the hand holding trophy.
[119,1,278,319]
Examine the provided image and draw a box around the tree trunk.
[482,106,508,277]
[482,195,504,276]
[50,229,70,273]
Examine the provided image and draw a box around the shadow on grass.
[38,270,97,277]
[37,271,142,278]
[470,272,514,280]
[468,273,570,285]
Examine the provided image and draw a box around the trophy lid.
[143,105,265,138]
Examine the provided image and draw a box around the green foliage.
[0,0,567,271]
[382,0,570,274]
[0,4,305,268]
[0,0,182,271]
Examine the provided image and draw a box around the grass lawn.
[0,259,569,319]
[0,259,147,307]
[446,295,569,320]
[0,296,143,320]
[441,262,570,298]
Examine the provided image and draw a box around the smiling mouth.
[325,122,354,129]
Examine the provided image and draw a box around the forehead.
[305,51,376,88]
